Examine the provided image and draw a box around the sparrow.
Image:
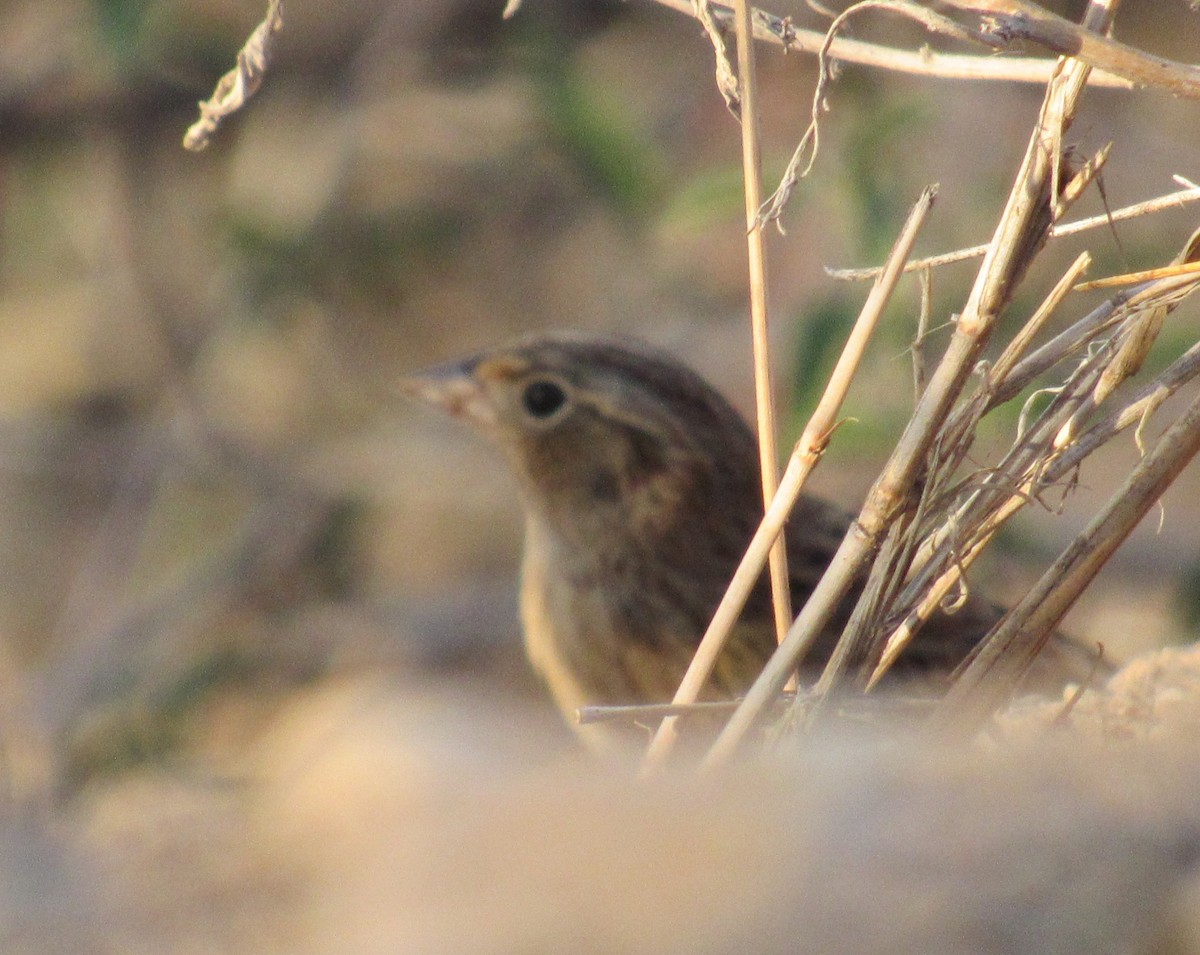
[403,332,1100,750]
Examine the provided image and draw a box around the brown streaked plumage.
[403,332,1100,750]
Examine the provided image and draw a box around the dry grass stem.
[934,387,1200,732]
[994,253,1091,385]
[694,191,939,767]
[625,0,1200,764]
[1076,260,1200,292]
[872,326,1200,686]
[183,0,284,151]
[580,700,754,724]
[1055,342,1200,468]
[913,266,933,398]
[729,0,792,648]
[758,2,975,224]
[862,252,1092,686]
[992,271,1200,415]
[809,59,1105,696]
[641,186,936,772]
[917,251,1089,481]
[648,0,1138,88]
[940,0,1200,97]
[661,0,1198,223]
[1088,228,1200,403]
[828,184,1200,281]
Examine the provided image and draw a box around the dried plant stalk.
[727,0,793,649]
[639,187,937,772]
[648,0,1143,88]
[934,387,1200,732]
[830,184,1200,281]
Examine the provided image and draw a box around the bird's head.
[401,333,761,542]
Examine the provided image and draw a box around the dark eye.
[521,380,568,419]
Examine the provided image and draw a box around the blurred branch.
[647,0,1142,88]
[941,0,1200,97]
[183,0,284,151]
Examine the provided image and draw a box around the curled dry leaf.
[1092,225,1200,404]
[182,0,284,152]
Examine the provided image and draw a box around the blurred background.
[1,0,1199,793]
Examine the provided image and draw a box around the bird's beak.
[398,356,499,429]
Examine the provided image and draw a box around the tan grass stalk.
[728,0,793,649]
[939,0,1200,97]
[639,186,937,772]
[867,266,1200,689]
[829,185,1200,281]
[183,0,284,151]
[853,252,1092,689]
[647,0,1140,88]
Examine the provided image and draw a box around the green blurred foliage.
[67,647,266,789]
[92,0,153,61]
[537,53,666,218]
[226,210,468,307]
[837,79,930,262]
[789,295,853,408]
[1177,560,1200,637]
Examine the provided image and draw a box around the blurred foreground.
[4,644,1200,954]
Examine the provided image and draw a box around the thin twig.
[865,251,1093,686]
[913,266,932,400]
[940,0,1200,97]
[1075,259,1200,291]
[810,26,1108,699]
[580,699,769,724]
[872,263,1200,688]
[986,271,1200,415]
[828,185,1200,281]
[759,2,972,225]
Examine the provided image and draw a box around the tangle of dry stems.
[679,0,1200,766]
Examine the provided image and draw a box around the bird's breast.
[518,519,704,712]
[518,529,595,722]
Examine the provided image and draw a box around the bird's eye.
[521,379,568,419]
